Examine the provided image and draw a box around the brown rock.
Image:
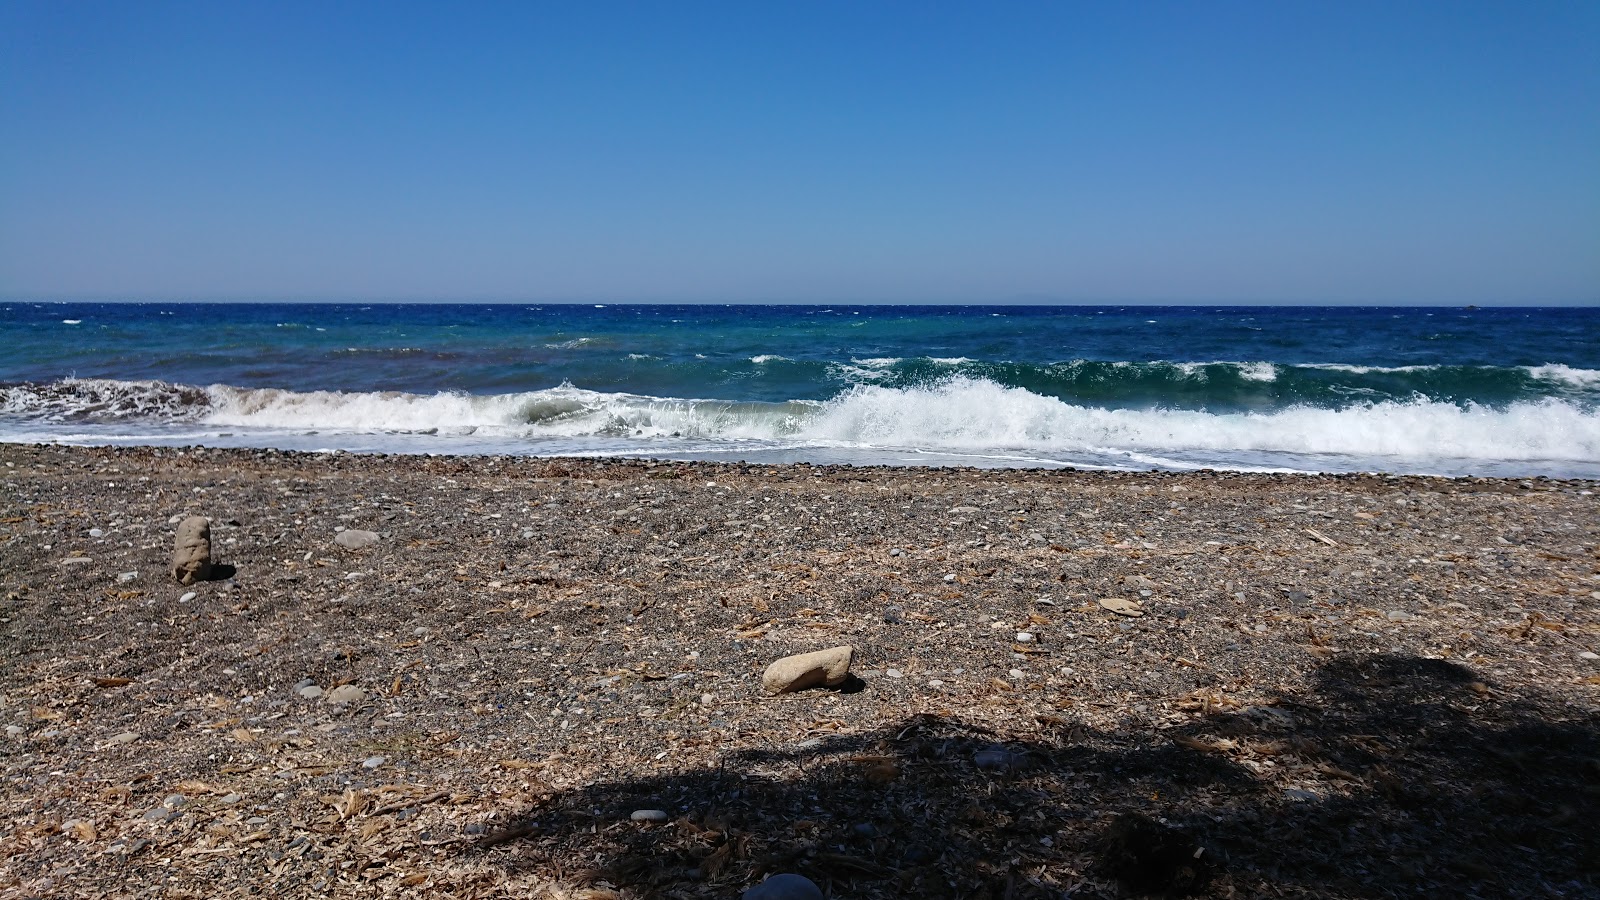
[761,646,853,694]
[171,516,212,585]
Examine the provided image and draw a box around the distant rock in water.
[171,517,212,585]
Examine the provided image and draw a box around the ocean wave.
[1524,364,1600,387]
[3,376,1596,464]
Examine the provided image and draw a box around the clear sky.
[2,1,1596,305]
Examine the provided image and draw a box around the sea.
[2,302,1597,478]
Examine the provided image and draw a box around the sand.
[1,443,1597,899]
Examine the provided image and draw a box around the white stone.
[630,809,669,823]
[761,646,853,694]
[335,529,380,550]
[325,684,367,705]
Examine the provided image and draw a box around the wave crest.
[3,376,1596,467]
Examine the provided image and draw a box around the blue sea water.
[2,302,1597,477]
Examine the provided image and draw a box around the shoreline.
[2,443,1597,897]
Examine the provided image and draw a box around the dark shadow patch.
[466,653,1600,898]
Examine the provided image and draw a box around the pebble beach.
[2,443,1597,898]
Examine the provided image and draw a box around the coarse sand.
[2,444,1597,898]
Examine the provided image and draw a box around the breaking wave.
[3,376,1597,468]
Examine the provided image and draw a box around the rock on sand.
[171,516,212,585]
[761,646,853,694]
[335,529,381,550]
[742,874,823,900]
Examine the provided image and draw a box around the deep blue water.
[2,302,1597,476]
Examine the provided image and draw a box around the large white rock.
[171,516,212,585]
[761,646,853,694]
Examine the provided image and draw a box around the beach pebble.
[171,516,213,585]
[106,731,138,745]
[60,556,94,565]
[1384,610,1416,622]
[296,685,324,700]
[163,793,187,808]
[630,809,669,823]
[218,793,243,805]
[324,684,367,705]
[1098,597,1144,617]
[6,725,24,738]
[88,528,104,538]
[334,529,380,550]
[882,605,904,624]
[1579,651,1599,661]
[361,755,386,769]
[116,571,138,583]
[889,547,903,556]
[761,646,853,694]
[742,873,823,900]
[178,591,197,603]
[885,668,903,678]
[975,748,1028,772]
[943,573,957,583]
[1015,631,1035,643]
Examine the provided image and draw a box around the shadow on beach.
[469,653,1599,898]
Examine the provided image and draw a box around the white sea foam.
[1524,364,1600,387]
[5,377,1597,472]
[62,319,82,325]
[544,337,594,349]
[1297,363,1435,374]
[749,355,790,364]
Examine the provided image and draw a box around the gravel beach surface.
[2,444,1597,899]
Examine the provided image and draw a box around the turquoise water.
[3,302,1597,476]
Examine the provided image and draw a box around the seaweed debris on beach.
[2,444,1597,898]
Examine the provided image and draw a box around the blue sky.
[2,1,1596,304]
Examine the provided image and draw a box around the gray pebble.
[742,873,823,900]
[334,529,380,550]
[630,809,669,823]
[361,755,386,769]
[178,591,197,603]
[975,748,1027,772]
[296,685,324,700]
[324,684,366,705]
